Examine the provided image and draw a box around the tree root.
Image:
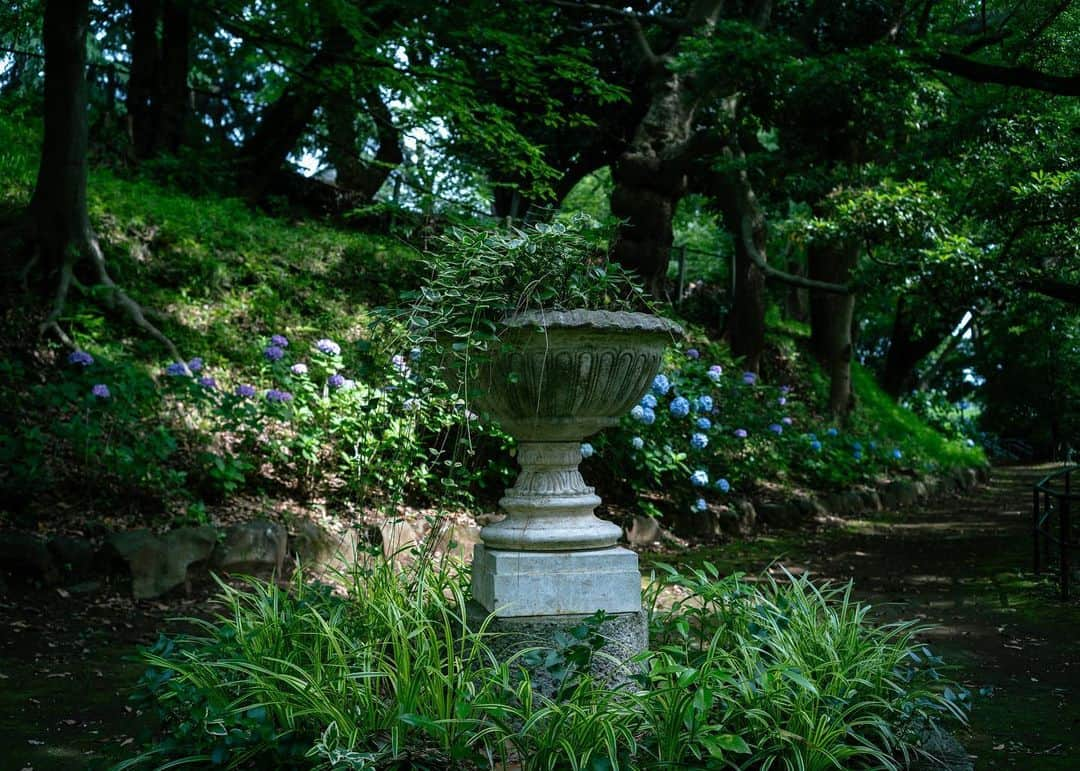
[38,233,185,364]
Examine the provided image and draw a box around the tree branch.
[930,52,1080,96]
[1019,277,1080,305]
[738,215,853,295]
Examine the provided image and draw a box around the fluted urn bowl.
[476,309,683,442]
[473,309,682,550]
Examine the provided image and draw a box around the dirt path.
[656,464,1080,769]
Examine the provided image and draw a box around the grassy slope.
[0,105,982,525]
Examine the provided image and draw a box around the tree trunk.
[881,297,957,397]
[30,0,93,279]
[809,238,859,416]
[717,144,766,372]
[158,0,191,153]
[240,25,355,200]
[127,0,159,158]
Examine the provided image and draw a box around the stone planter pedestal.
[465,310,680,680]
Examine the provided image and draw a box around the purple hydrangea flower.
[696,417,712,430]
[734,428,748,438]
[692,498,708,513]
[316,338,341,356]
[780,385,791,394]
[91,383,110,399]
[769,423,783,434]
[290,363,308,375]
[742,371,757,385]
[781,416,793,425]
[266,389,294,403]
[631,436,644,450]
[691,433,708,450]
[641,408,656,425]
[690,469,709,487]
[68,350,94,367]
[235,384,256,398]
[778,396,787,406]
[391,354,410,375]
[187,357,203,373]
[651,374,671,396]
[580,442,595,459]
[696,395,714,413]
[640,393,658,409]
[686,348,700,360]
[198,376,217,390]
[715,478,731,493]
[271,334,289,348]
[264,345,285,362]
[327,373,346,389]
[165,361,188,376]
[670,397,691,418]
[811,439,823,452]
[403,398,421,412]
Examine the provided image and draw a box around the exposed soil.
[2,464,1076,769]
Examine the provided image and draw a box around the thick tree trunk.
[158,0,191,153]
[717,145,766,372]
[31,0,93,278]
[127,0,191,157]
[881,297,956,397]
[240,25,354,200]
[609,153,684,296]
[809,238,859,415]
[127,0,159,158]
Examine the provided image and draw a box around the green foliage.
[125,560,968,769]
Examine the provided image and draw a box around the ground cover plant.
[123,557,968,770]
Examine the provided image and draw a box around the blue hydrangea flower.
[807,433,817,440]
[715,478,730,493]
[580,442,595,459]
[869,441,877,450]
[826,427,839,437]
[696,395,714,413]
[198,376,216,389]
[696,417,712,430]
[692,498,708,512]
[641,393,658,409]
[290,363,308,375]
[264,345,285,362]
[734,428,748,438]
[781,416,793,425]
[778,396,786,406]
[651,374,671,396]
[391,354,410,374]
[91,383,110,399]
[811,440,823,451]
[631,436,644,450]
[235,384,256,398]
[690,470,709,487]
[327,373,346,389]
[165,361,188,376]
[670,397,690,418]
[641,408,656,425]
[691,433,708,449]
[316,338,341,356]
[409,347,422,361]
[187,357,204,373]
[965,438,975,447]
[271,334,289,348]
[707,365,723,383]
[852,441,863,451]
[686,348,700,360]
[68,350,94,367]
[630,405,645,421]
[768,423,783,434]
[266,389,294,403]
[891,448,902,459]
[853,449,863,460]
[742,371,757,385]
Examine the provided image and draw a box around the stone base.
[471,544,642,617]
[466,601,647,695]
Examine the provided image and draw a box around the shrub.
[124,559,967,770]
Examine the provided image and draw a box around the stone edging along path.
[630,464,992,544]
[2,464,989,600]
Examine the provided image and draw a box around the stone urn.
[467,309,681,621]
